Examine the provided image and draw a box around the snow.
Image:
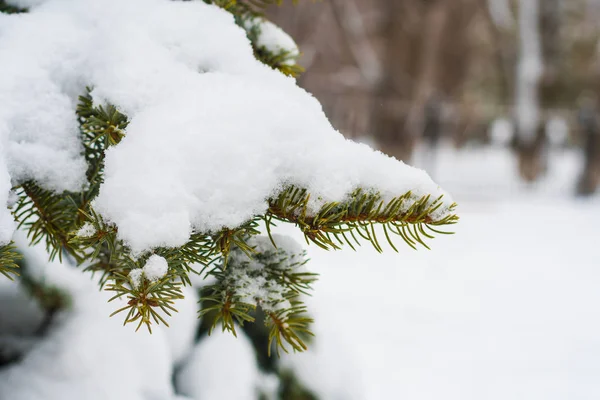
[162,286,199,367]
[75,222,96,238]
[278,311,367,399]
[128,268,143,290]
[175,330,261,400]
[290,199,600,399]
[0,0,451,253]
[246,17,299,62]
[142,254,169,282]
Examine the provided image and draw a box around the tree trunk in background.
[577,96,600,195]
[268,0,483,161]
[514,0,546,182]
[371,0,475,162]
[482,0,516,106]
[403,0,449,161]
[368,0,415,162]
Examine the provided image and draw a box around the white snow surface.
[175,330,261,400]
[142,254,169,282]
[163,286,199,367]
[0,0,451,252]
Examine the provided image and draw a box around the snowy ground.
[283,145,600,399]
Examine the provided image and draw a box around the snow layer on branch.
[0,0,453,252]
[75,222,96,238]
[142,254,169,282]
[246,17,299,62]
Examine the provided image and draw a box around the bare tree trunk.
[405,0,449,141]
[371,0,452,162]
[515,0,546,182]
[482,0,516,105]
[577,96,600,195]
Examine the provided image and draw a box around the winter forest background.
[1,0,599,399]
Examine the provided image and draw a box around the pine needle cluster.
[205,0,304,76]
[0,0,26,14]
[200,237,317,355]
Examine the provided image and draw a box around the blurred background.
[259,1,600,399]
[266,0,600,196]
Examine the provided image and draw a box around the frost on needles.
[0,0,458,353]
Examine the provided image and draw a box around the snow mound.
[142,255,169,282]
[175,330,260,400]
[0,0,452,253]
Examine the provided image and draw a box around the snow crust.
[0,0,451,253]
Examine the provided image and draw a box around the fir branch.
[0,242,21,280]
[254,47,304,77]
[199,291,256,337]
[69,208,124,287]
[13,182,81,263]
[206,0,304,77]
[266,187,459,252]
[267,302,313,356]
[10,90,128,265]
[75,88,128,211]
[0,0,26,14]
[212,218,262,265]
[9,86,458,338]
[106,268,185,333]
[199,237,316,354]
